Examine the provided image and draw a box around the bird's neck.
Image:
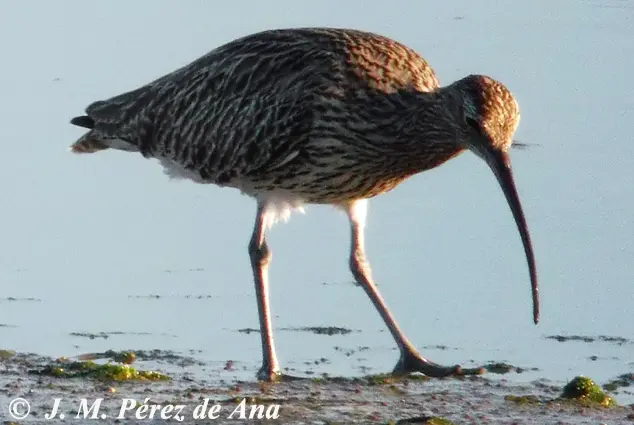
[390,89,461,147]
[379,90,466,175]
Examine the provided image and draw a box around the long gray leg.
[249,202,281,381]
[344,199,481,377]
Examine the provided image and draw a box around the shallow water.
[1,0,633,407]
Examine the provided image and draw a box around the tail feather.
[69,115,109,154]
[70,115,95,129]
[69,114,139,154]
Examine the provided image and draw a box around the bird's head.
[449,74,539,324]
[456,74,520,155]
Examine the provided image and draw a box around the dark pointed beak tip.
[532,281,539,325]
[481,148,539,328]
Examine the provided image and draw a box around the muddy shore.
[1,351,633,425]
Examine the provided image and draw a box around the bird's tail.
[69,135,109,154]
[68,115,109,154]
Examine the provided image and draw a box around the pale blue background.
[1,0,632,399]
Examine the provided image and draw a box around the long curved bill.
[481,148,539,324]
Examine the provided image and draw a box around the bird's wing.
[80,31,330,179]
[75,28,440,180]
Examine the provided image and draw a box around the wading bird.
[70,28,539,381]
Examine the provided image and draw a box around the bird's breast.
[224,141,464,204]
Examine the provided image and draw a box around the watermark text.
[7,397,280,421]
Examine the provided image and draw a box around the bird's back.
[71,28,444,199]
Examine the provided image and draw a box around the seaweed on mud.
[2,350,631,424]
[545,334,630,345]
[603,373,634,392]
[560,376,616,407]
[31,360,170,382]
[0,349,17,359]
[78,350,137,364]
[483,362,539,374]
[505,394,542,405]
[78,349,204,367]
[505,376,620,409]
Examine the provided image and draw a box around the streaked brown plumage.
[69,27,539,381]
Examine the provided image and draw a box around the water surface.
[1,0,632,403]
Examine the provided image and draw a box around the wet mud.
[2,351,633,424]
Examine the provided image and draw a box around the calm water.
[1,0,632,401]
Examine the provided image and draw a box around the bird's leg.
[344,200,482,377]
[249,202,281,381]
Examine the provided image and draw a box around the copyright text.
[7,397,280,421]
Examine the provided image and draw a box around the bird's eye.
[465,117,481,134]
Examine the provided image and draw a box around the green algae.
[77,349,203,367]
[505,377,619,409]
[483,362,538,374]
[112,351,137,364]
[33,360,169,382]
[367,374,398,385]
[505,394,541,405]
[423,419,455,425]
[560,376,616,407]
[78,350,138,364]
[484,362,515,374]
[0,349,17,359]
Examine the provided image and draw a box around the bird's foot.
[256,364,283,382]
[393,350,484,378]
[256,367,307,383]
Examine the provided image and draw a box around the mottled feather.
[69,27,540,369]
[70,28,452,201]
[69,28,517,207]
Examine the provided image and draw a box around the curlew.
[69,27,539,381]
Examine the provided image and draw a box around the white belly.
[158,157,208,184]
[157,157,306,227]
